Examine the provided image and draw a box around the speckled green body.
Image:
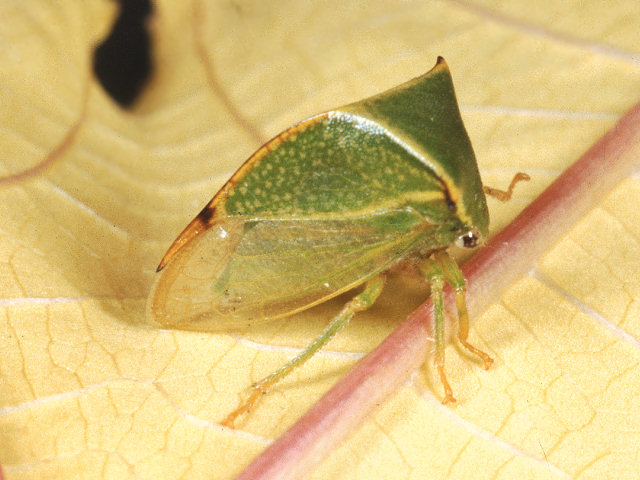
[225,114,448,218]
[223,65,488,238]
[343,66,489,237]
[148,57,489,330]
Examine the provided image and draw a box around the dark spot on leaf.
[93,0,153,107]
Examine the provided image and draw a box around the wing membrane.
[147,209,432,330]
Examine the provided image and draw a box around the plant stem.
[233,101,640,480]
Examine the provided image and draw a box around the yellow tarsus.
[454,287,494,370]
[220,388,263,429]
[437,363,456,404]
[483,172,530,202]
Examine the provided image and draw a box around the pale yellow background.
[1,1,640,479]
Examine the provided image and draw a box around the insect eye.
[455,229,481,249]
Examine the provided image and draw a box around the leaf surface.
[1,1,639,479]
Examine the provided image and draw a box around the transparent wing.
[147,208,433,330]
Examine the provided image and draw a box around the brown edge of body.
[156,113,331,272]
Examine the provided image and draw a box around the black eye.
[455,230,480,249]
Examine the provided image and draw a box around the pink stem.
[233,101,640,480]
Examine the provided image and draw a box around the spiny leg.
[483,172,530,202]
[433,251,493,370]
[221,274,386,428]
[418,251,493,404]
[419,257,455,404]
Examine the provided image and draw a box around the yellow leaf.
[1,1,639,479]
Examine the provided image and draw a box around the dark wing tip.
[155,204,217,272]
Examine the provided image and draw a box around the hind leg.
[221,274,386,428]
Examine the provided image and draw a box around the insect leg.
[418,256,455,404]
[433,251,493,370]
[483,172,530,201]
[221,274,386,428]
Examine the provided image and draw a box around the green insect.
[147,57,527,428]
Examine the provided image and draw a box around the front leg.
[418,251,493,404]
